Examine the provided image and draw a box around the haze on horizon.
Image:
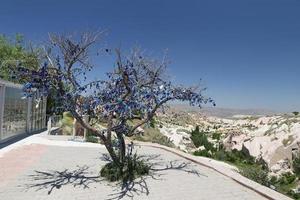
[0,0,299,112]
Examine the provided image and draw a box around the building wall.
[0,79,47,142]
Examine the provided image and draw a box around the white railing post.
[73,118,77,140]
[47,116,52,135]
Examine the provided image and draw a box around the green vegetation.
[0,34,40,82]
[149,118,157,128]
[287,155,300,199]
[293,112,299,116]
[193,149,212,157]
[216,149,256,165]
[293,155,300,177]
[0,34,61,115]
[60,112,74,135]
[269,173,298,199]
[212,148,270,188]
[84,127,101,143]
[243,116,260,121]
[100,152,150,182]
[243,124,258,131]
[131,127,174,148]
[212,132,221,140]
[240,165,269,186]
[190,126,215,151]
[287,191,300,200]
[86,135,99,143]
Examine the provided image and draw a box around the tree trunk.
[83,125,121,166]
[116,132,126,165]
[104,139,121,166]
[73,114,123,168]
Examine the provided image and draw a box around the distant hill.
[168,104,281,118]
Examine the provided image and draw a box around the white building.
[0,79,46,142]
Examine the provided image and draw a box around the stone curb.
[134,141,293,200]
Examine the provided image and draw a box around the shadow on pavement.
[26,154,207,199]
[25,165,102,195]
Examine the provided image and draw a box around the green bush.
[293,155,300,177]
[227,149,255,165]
[287,190,300,200]
[271,173,296,186]
[100,162,123,182]
[212,132,221,140]
[193,149,212,157]
[191,130,256,166]
[213,149,227,160]
[279,172,296,185]
[60,112,74,135]
[85,130,99,143]
[240,166,299,198]
[132,127,174,148]
[269,172,298,198]
[220,150,239,163]
[100,153,150,182]
[152,135,174,147]
[292,112,299,116]
[210,148,255,166]
[239,165,270,187]
[149,118,156,128]
[190,126,214,151]
[86,135,98,143]
[238,164,298,191]
[269,176,278,186]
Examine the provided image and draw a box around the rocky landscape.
[155,106,300,177]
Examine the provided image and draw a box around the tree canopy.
[0,34,40,82]
[16,31,215,168]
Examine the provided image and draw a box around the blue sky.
[1,0,300,111]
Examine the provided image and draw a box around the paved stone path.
[0,139,269,200]
[0,144,47,188]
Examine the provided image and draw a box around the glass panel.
[1,85,47,140]
[2,87,27,140]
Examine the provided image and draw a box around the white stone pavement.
[0,131,292,200]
